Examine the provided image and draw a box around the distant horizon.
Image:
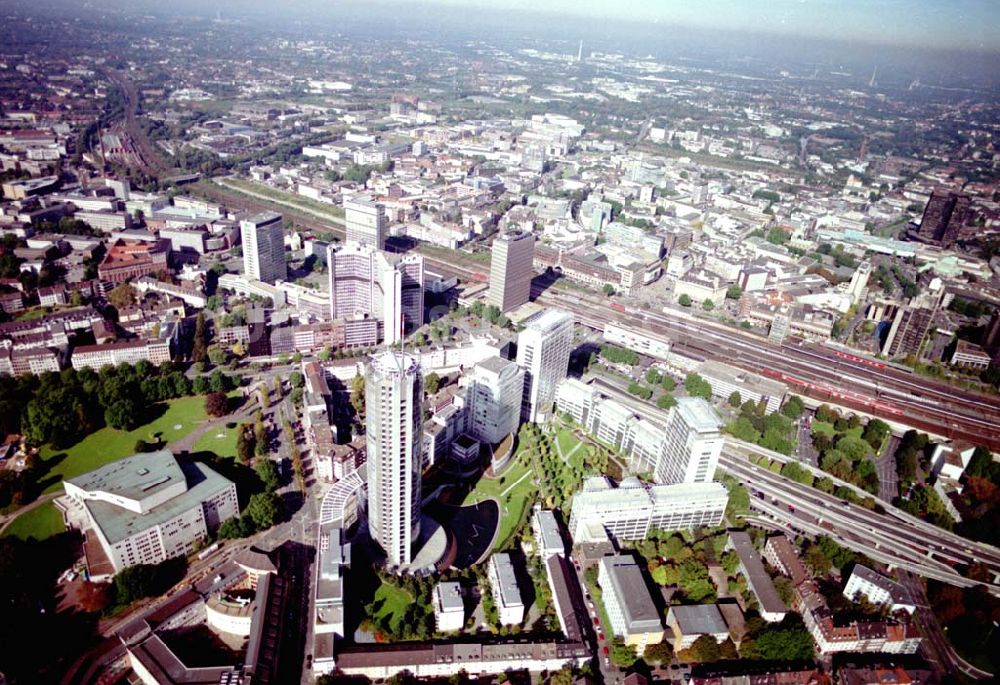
[79,0,1000,53]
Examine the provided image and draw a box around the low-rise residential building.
[433,582,466,633]
[531,506,564,559]
[726,531,787,622]
[842,565,915,615]
[70,339,171,370]
[487,552,525,626]
[598,555,664,653]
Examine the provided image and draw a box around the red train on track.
[761,368,903,416]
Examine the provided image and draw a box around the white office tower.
[327,244,423,346]
[344,196,387,250]
[516,309,574,423]
[366,351,423,568]
[376,252,424,345]
[467,357,525,445]
[241,212,286,284]
[655,397,724,485]
[487,229,535,313]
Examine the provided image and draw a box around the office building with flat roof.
[656,397,724,485]
[467,356,524,445]
[598,555,664,652]
[345,196,387,250]
[61,450,237,573]
[569,477,727,543]
[487,229,534,313]
[517,308,573,423]
[487,552,525,626]
[698,360,788,415]
[241,212,286,284]
[366,352,423,568]
[327,242,424,346]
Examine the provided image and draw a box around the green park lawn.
[2,501,64,541]
[38,396,210,494]
[373,581,412,625]
[811,420,863,441]
[555,428,582,458]
[193,422,240,460]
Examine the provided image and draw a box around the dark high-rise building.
[913,192,971,247]
[983,311,1000,362]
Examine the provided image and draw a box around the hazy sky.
[415,0,1000,52]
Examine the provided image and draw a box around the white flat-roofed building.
[71,339,171,371]
[569,477,727,542]
[603,322,671,361]
[598,555,664,652]
[843,565,915,615]
[698,360,788,414]
[532,506,564,559]
[554,378,598,425]
[467,356,524,445]
[433,581,466,632]
[487,552,525,626]
[61,450,237,572]
[655,397,724,485]
[517,309,573,423]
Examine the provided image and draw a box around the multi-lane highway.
[718,446,1000,592]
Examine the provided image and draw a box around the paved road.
[722,447,1000,591]
[875,435,901,503]
[795,413,819,467]
[899,571,994,681]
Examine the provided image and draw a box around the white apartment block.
[843,565,915,615]
[655,397,724,485]
[433,581,466,632]
[71,339,171,370]
[241,212,286,284]
[61,451,237,573]
[344,196,387,250]
[517,309,573,423]
[488,553,525,626]
[466,356,524,445]
[487,229,535,312]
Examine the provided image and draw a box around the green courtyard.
[2,501,64,541]
[372,581,413,626]
[193,422,240,460]
[38,396,210,494]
